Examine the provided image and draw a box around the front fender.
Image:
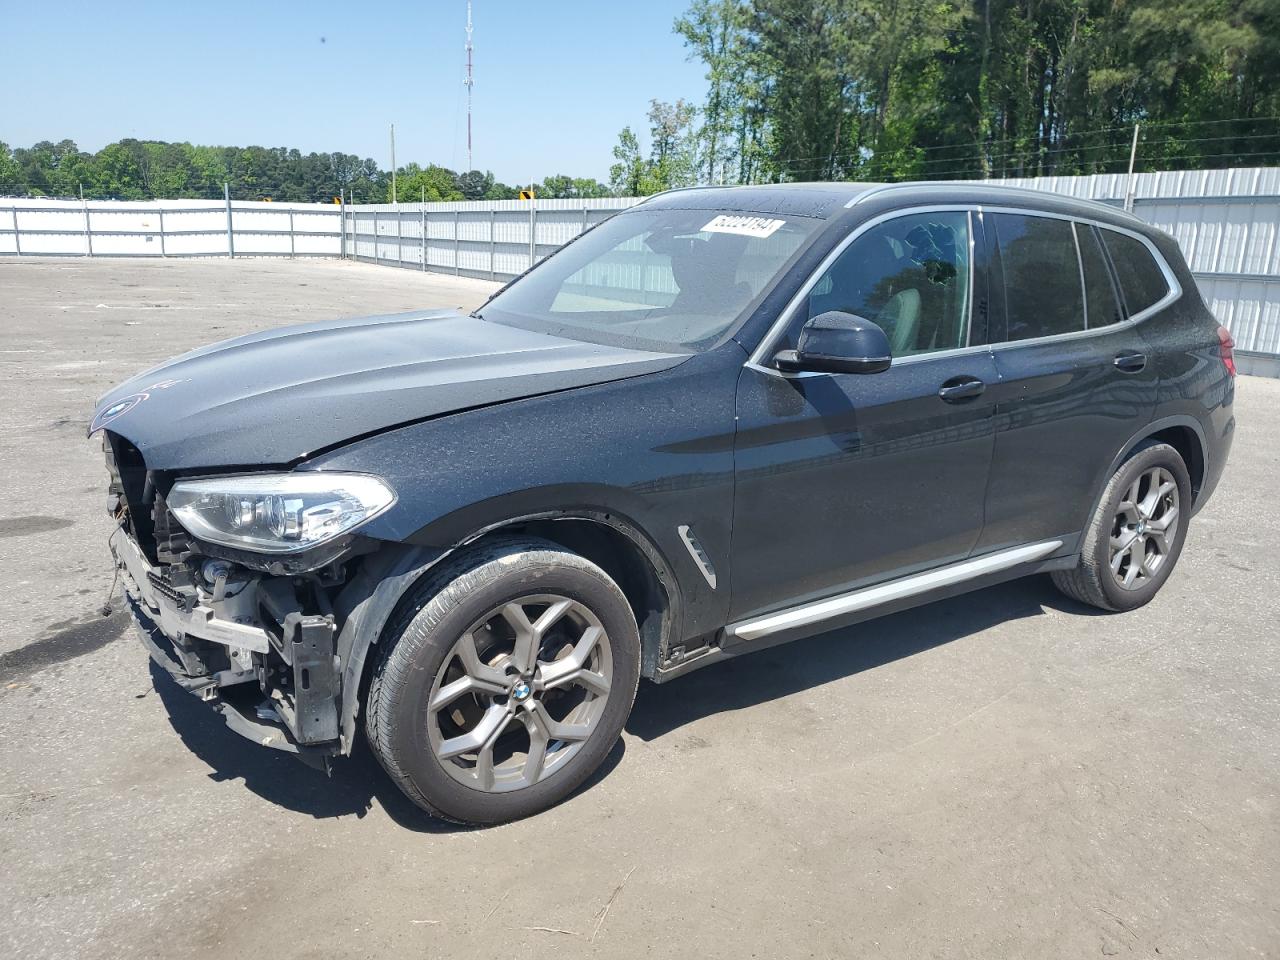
[305,351,742,743]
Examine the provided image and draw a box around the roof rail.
[846,180,1142,220]
[633,184,721,206]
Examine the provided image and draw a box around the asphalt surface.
[1,257,1277,960]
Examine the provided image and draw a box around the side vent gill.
[677,524,717,590]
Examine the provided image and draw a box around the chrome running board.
[728,539,1064,642]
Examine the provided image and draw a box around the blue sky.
[1,0,708,185]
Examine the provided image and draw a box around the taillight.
[1217,325,1236,377]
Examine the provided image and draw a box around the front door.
[729,209,998,622]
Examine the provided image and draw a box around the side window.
[1076,223,1124,328]
[800,211,971,358]
[1101,228,1170,316]
[992,213,1084,341]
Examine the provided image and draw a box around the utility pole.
[390,122,397,203]
[464,0,475,172]
[1124,123,1140,213]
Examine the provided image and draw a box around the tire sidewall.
[1092,443,1192,611]
[378,546,640,824]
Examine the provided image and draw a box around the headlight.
[167,473,396,554]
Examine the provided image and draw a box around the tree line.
[0,138,612,203]
[7,2,1277,203]
[610,0,1280,193]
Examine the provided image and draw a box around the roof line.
[846,180,1143,220]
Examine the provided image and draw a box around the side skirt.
[653,538,1073,683]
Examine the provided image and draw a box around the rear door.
[975,213,1162,553]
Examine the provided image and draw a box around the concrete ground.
[0,257,1276,960]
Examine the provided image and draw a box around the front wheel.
[365,538,640,825]
[1051,441,1192,612]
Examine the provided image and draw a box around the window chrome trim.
[1071,221,1090,329]
[728,539,1065,642]
[748,204,979,367]
[748,203,1181,372]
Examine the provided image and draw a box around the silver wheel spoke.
[1123,556,1141,586]
[430,673,504,712]
[502,602,539,673]
[1110,544,1128,573]
[456,631,509,689]
[528,701,592,742]
[521,711,551,784]
[1140,474,1174,519]
[533,597,575,638]
[538,625,610,696]
[1148,504,1178,533]
[438,703,512,760]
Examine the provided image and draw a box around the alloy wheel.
[1110,466,1180,590]
[425,595,613,793]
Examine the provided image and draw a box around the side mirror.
[774,311,892,375]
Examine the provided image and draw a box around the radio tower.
[464,1,474,172]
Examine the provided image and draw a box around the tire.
[365,537,640,825]
[1051,441,1192,612]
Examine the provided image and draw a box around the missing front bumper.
[111,526,343,760]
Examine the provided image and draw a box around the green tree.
[392,163,463,202]
[609,126,648,195]
[0,142,20,194]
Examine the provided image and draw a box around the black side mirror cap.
[774,311,892,375]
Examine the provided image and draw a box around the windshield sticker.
[701,215,786,238]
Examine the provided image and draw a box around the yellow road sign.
[519,189,535,200]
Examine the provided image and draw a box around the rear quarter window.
[1101,229,1170,316]
[1076,224,1124,328]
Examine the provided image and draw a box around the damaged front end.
[103,431,404,769]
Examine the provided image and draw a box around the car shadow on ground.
[150,573,1095,829]
[627,573,1099,742]
[149,659,625,833]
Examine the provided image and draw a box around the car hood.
[91,309,686,469]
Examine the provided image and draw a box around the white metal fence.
[2,169,1278,371]
[0,197,343,258]
[345,198,640,280]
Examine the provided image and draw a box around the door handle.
[1113,352,1148,373]
[938,376,986,403]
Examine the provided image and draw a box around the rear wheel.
[1051,442,1191,612]
[365,538,640,824]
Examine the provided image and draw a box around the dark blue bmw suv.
[92,182,1235,823]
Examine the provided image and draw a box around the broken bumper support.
[111,526,342,763]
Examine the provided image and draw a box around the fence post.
[489,209,496,280]
[224,183,235,258]
[339,191,345,259]
[395,203,403,267]
[82,192,93,257]
[373,209,379,265]
[581,205,589,237]
[420,203,426,272]
[528,198,536,271]
[288,207,296,259]
[12,206,21,256]
[454,209,461,275]
[158,206,166,257]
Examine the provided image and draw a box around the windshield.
[477,208,822,352]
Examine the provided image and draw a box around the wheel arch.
[1081,416,1208,543]
[333,509,684,754]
